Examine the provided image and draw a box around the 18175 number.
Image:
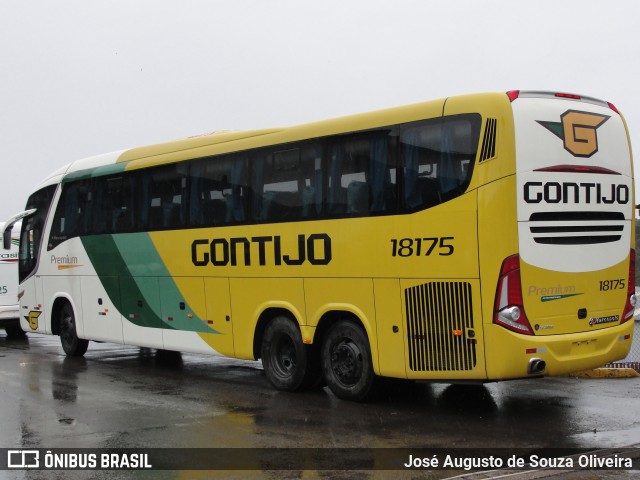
[390,237,454,257]
[599,279,625,291]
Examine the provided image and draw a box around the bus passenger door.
[202,278,234,357]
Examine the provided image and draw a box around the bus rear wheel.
[321,320,375,402]
[261,315,312,392]
[59,303,89,357]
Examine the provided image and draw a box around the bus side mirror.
[3,226,12,250]
[2,208,36,251]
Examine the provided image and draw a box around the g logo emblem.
[538,110,610,158]
[27,311,41,330]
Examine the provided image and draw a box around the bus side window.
[401,122,442,210]
[328,130,396,217]
[328,143,347,214]
[190,155,246,227]
[109,174,136,232]
[139,164,188,231]
[190,158,220,227]
[49,180,91,247]
[226,155,248,224]
[401,115,481,211]
[251,142,322,223]
[92,174,136,234]
[300,143,323,219]
[439,116,481,200]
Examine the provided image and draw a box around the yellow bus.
[2,91,635,400]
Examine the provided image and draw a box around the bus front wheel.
[59,303,89,357]
[261,315,311,392]
[5,325,26,339]
[321,320,375,402]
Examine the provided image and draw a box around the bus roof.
[114,94,462,170]
[53,91,515,180]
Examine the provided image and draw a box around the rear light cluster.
[493,254,534,335]
[622,249,636,323]
[495,251,636,330]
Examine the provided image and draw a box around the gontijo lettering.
[524,182,629,204]
[191,233,332,267]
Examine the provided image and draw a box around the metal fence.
[610,230,640,371]
[605,295,640,371]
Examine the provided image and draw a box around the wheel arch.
[50,295,75,336]
[313,308,380,376]
[253,307,301,360]
[251,304,380,376]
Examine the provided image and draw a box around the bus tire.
[261,315,309,392]
[59,303,89,357]
[321,320,375,402]
[5,325,26,338]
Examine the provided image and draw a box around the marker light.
[494,254,534,335]
[607,102,620,114]
[555,92,581,100]
[507,90,520,102]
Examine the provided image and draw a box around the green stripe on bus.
[82,234,217,333]
[62,163,128,183]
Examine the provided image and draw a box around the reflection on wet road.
[2,332,640,479]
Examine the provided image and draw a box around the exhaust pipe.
[528,358,546,375]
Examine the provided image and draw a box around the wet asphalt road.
[1,331,640,480]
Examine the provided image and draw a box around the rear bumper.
[485,320,634,379]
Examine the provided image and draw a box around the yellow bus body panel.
[521,256,630,336]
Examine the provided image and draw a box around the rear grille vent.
[529,211,625,245]
[404,282,476,371]
[479,118,497,162]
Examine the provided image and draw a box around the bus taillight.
[622,249,636,323]
[494,254,534,335]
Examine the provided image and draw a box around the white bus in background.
[0,221,23,338]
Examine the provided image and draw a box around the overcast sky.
[1,0,639,221]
